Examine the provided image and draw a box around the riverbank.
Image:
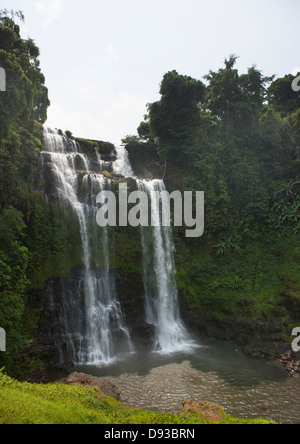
[10,332,300,423]
[0,372,273,425]
[73,339,300,424]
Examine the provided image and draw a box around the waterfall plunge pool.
[76,336,300,424]
[42,136,299,424]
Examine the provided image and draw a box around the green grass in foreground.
[0,373,274,424]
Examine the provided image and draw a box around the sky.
[3,0,300,144]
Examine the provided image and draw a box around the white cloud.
[292,66,300,76]
[77,81,101,105]
[106,43,119,64]
[45,92,147,145]
[36,0,63,27]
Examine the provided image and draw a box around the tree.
[0,15,50,134]
[267,74,300,116]
[204,55,272,127]
[121,134,140,144]
[137,121,152,142]
[149,70,205,159]
[144,57,299,236]
[0,14,50,370]
[0,9,25,22]
[0,207,29,361]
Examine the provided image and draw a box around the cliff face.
[125,142,300,359]
[17,137,299,380]
[17,135,149,379]
[176,231,300,358]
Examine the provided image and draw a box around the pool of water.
[77,337,300,424]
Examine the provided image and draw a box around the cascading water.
[42,128,133,366]
[113,144,135,178]
[114,146,193,354]
[138,180,192,353]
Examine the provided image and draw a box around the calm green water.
[77,337,300,424]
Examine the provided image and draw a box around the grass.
[0,372,274,425]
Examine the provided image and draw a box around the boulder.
[277,351,300,377]
[61,372,121,400]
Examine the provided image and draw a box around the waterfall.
[113,145,135,178]
[114,146,194,354]
[137,180,192,353]
[42,128,133,366]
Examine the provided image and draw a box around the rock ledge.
[60,372,121,400]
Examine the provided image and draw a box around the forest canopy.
[0,13,50,369]
[136,56,300,238]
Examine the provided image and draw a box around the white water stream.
[114,146,194,354]
[42,128,133,366]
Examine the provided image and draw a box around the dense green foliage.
[0,372,273,424]
[130,56,300,347]
[0,14,50,369]
[139,55,300,239]
[149,70,205,160]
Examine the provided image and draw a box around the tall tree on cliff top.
[0,13,50,135]
[149,70,205,160]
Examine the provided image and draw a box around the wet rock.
[130,322,155,347]
[178,296,292,360]
[61,372,121,400]
[12,336,63,383]
[126,142,163,179]
[277,351,300,377]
